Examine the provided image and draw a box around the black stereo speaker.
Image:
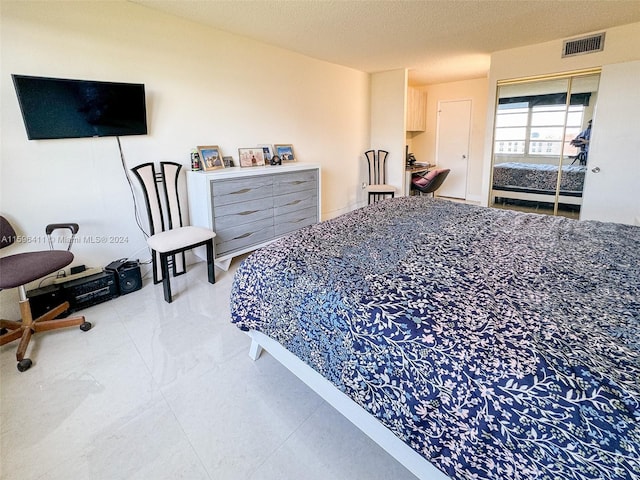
[106,259,142,295]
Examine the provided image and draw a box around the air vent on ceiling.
[562,32,605,57]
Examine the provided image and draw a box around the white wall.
[580,60,640,224]
[0,1,370,317]
[0,2,369,261]
[369,69,408,196]
[481,22,640,210]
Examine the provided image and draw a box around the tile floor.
[0,258,418,480]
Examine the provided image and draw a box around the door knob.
[592,166,601,173]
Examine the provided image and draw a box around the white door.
[435,99,471,199]
[581,60,640,225]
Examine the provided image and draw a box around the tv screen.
[12,74,148,140]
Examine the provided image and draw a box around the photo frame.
[238,148,265,167]
[274,144,295,162]
[197,145,225,171]
[257,144,274,165]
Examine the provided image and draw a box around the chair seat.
[147,226,216,253]
[411,169,450,195]
[366,184,395,193]
[0,250,73,289]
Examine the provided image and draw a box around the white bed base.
[247,330,450,480]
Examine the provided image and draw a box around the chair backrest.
[131,162,185,236]
[0,216,17,250]
[365,149,390,185]
[412,169,451,194]
[131,162,186,277]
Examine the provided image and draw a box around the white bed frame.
[247,330,450,480]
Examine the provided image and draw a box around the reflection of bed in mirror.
[230,197,639,480]
[492,162,586,205]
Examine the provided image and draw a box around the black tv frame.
[12,74,148,140]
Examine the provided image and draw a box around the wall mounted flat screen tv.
[12,74,148,140]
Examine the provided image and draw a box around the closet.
[489,70,600,218]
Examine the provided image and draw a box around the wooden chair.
[365,149,395,204]
[131,162,216,303]
[0,217,92,372]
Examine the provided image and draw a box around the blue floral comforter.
[230,197,640,480]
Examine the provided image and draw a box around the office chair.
[0,216,92,372]
[131,162,216,303]
[411,169,451,196]
[365,149,395,204]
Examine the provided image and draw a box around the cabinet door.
[407,87,427,132]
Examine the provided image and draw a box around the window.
[494,101,585,156]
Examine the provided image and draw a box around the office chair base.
[0,299,92,372]
[17,359,32,372]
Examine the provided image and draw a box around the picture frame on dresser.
[257,144,274,164]
[274,144,295,162]
[198,145,225,171]
[238,148,265,167]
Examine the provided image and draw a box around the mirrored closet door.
[489,71,600,218]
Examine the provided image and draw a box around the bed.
[492,162,587,206]
[230,196,639,480]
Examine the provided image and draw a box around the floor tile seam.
[245,396,326,479]
[157,384,215,480]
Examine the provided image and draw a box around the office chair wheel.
[17,358,32,372]
[80,321,92,332]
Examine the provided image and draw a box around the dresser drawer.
[211,176,273,207]
[274,206,318,236]
[274,191,318,217]
[213,197,274,230]
[215,217,275,256]
[273,170,318,195]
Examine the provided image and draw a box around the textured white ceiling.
[131,0,640,85]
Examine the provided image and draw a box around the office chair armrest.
[45,223,79,251]
[46,223,79,235]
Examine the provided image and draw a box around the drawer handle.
[286,200,302,206]
[239,210,258,215]
[233,232,252,240]
[231,188,252,195]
